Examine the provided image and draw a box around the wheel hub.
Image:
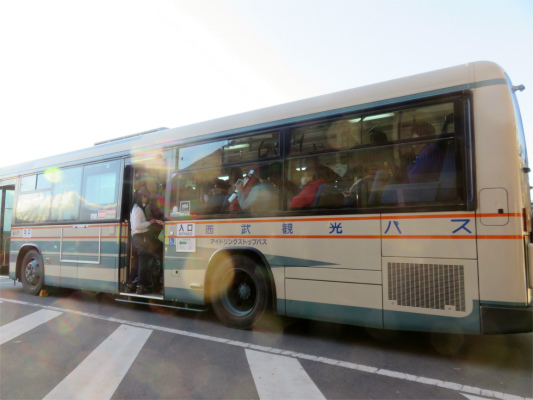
[25,259,40,285]
[238,283,251,300]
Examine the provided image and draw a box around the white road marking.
[43,324,152,400]
[0,309,62,345]
[246,349,326,400]
[462,394,492,400]
[0,297,531,400]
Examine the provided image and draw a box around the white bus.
[1,61,531,334]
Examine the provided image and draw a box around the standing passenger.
[125,188,164,294]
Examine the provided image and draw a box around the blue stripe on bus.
[286,299,383,329]
[383,301,481,334]
[164,287,204,304]
[11,240,119,254]
[54,276,117,293]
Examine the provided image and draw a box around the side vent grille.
[388,262,465,312]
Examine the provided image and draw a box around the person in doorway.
[125,188,164,294]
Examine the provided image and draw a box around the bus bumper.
[480,304,533,334]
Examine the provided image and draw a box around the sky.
[0,0,531,171]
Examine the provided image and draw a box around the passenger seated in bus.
[235,164,279,212]
[407,121,445,183]
[228,167,257,212]
[290,165,328,209]
[305,157,341,183]
[125,188,164,295]
[343,131,393,204]
[205,178,230,214]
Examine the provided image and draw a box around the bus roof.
[0,61,508,180]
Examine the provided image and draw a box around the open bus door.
[0,184,14,275]
[120,154,168,297]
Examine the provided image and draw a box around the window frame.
[13,158,124,226]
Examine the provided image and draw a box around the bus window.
[50,167,83,221]
[15,190,52,223]
[177,141,225,170]
[290,118,361,154]
[20,175,36,192]
[223,131,279,163]
[80,161,121,221]
[397,102,455,140]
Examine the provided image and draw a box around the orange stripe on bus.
[171,235,381,239]
[169,234,522,240]
[193,216,381,224]
[20,224,121,230]
[11,236,126,240]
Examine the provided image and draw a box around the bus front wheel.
[210,255,269,329]
[21,249,45,295]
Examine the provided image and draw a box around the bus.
[1,61,531,335]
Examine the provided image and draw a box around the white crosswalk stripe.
[0,309,62,345]
[246,349,326,400]
[0,299,530,400]
[43,324,152,400]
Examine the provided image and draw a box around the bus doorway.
[0,184,14,275]
[121,159,167,297]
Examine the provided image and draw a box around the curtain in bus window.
[80,161,120,221]
[50,167,82,221]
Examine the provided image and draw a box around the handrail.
[2,237,9,266]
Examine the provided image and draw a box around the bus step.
[118,291,163,300]
[116,295,209,312]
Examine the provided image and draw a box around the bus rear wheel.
[210,255,269,329]
[21,249,45,295]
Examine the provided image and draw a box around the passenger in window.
[290,165,329,209]
[228,167,257,212]
[235,165,279,212]
[305,157,341,183]
[342,131,394,205]
[125,188,164,295]
[205,178,230,214]
[407,121,445,183]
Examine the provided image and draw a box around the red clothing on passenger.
[290,179,325,208]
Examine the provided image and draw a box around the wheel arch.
[204,247,278,313]
[16,244,43,282]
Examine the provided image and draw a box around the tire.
[210,255,269,329]
[20,249,45,295]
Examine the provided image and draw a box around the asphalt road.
[0,276,531,400]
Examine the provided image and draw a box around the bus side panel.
[382,212,477,259]
[473,85,529,306]
[60,224,120,293]
[10,227,62,287]
[285,279,383,328]
[382,258,480,334]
